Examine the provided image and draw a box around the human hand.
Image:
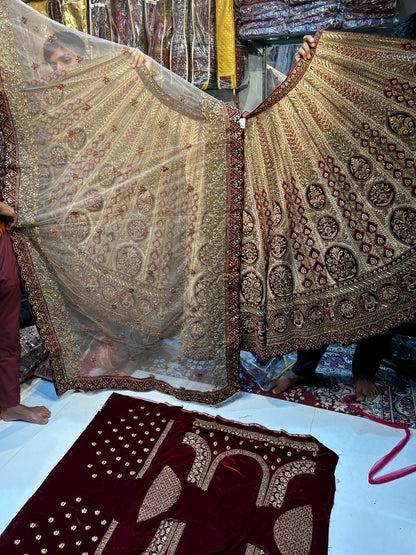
[129,49,152,71]
[295,35,316,62]
[0,202,17,228]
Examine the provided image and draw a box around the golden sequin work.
[0,0,415,402]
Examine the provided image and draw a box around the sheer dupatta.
[0,0,243,403]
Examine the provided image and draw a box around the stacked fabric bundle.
[238,0,397,39]
[239,0,341,38]
[343,0,398,29]
[239,0,287,38]
[88,0,244,90]
[285,1,342,35]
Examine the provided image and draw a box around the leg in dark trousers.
[269,345,327,394]
[0,231,22,408]
[0,230,51,424]
[352,331,396,401]
[352,331,395,382]
[292,346,328,379]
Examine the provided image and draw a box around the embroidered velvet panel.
[0,393,339,554]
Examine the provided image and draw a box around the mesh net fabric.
[0,0,243,402]
[1,0,416,404]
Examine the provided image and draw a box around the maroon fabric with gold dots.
[0,393,338,554]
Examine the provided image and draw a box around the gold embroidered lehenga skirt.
[0,0,415,403]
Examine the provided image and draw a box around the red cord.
[342,395,416,484]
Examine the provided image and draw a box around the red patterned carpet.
[240,345,416,429]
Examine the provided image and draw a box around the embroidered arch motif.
[201,449,270,507]
[182,432,211,487]
[265,460,316,509]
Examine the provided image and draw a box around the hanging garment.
[0,0,415,404]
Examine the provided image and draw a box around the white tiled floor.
[1,377,415,554]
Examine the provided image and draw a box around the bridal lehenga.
[1,0,415,403]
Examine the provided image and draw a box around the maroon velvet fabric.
[0,393,338,554]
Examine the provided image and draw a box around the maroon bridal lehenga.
[0,0,415,404]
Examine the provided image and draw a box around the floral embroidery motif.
[368,181,395,207]
[84,189,104,212]
[127,219,147,241]
[265,461,316,509]
[115,245,142,277]
[67,128,87,150]
[269,235,287,259]
[243,210,255,235]
[306,183,326,209]
[317,215,339,240]
[338,299,357,319]
[43,86,64,106]
[268,264,294,298]
[241,271,263,304]
[349,155,372,180]
[390,207,416,245]
[387,112,416,136]
[324,245,358,282]
[242,242,259,265]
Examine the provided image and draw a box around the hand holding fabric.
[0,202,17,228]
[129,49,152,71]
[295,34,316,61]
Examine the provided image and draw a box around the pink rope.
[342,395,416,484]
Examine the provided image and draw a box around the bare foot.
[268,369,304,395]
[1,404,51,425]
[354,379,378,402]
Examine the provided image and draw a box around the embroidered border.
[137,419,174,479]
[142,519,186,555]
[193,419,320,455]
[183,432,211,486]
[94,519,118,555]
[265,461,316,509]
